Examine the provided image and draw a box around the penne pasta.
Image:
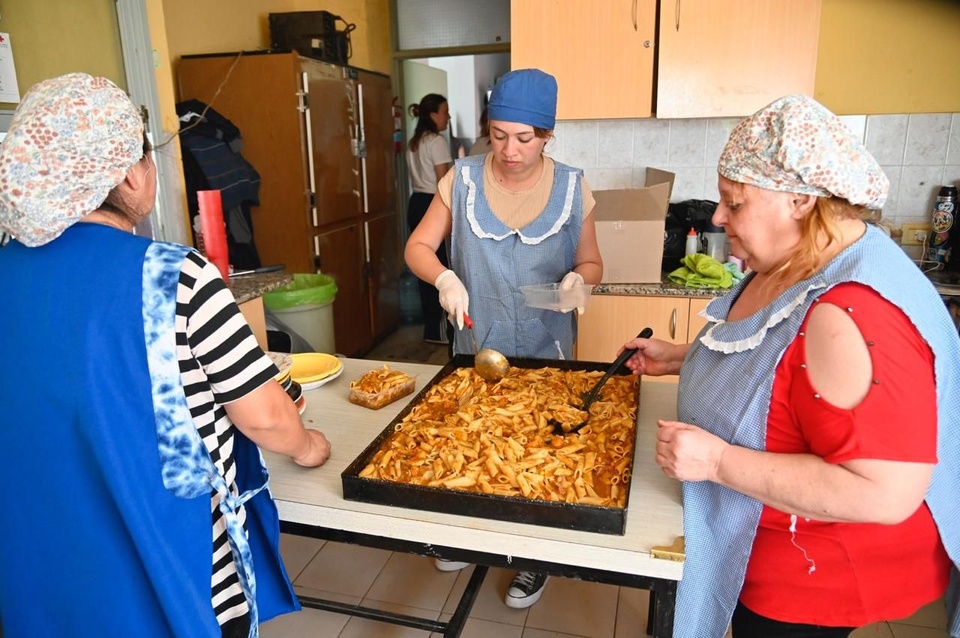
[355,366,639,510]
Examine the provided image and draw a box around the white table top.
[265,358,684,582]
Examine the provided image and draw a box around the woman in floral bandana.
[0,73,330,637]
[622,95,960,638]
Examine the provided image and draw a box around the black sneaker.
[504,571,548,608]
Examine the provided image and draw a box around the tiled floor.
[260,323,951,638]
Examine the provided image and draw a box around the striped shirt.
[175,251,278,632]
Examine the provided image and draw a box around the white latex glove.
[434,269,469,330]
[558,271,585,315]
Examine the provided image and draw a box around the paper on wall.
[0,32,20,103]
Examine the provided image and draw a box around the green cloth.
[668,253,734,289]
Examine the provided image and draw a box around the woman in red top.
[621,95,959,638]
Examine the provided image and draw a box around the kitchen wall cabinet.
[178,52,400,357]
[511,0,657,120]
[511,0,820,120]
[656,0,821,118]
[576,295,713,382]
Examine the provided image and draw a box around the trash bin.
[262,274,338,354]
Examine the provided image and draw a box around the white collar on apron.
[460,164,577,246]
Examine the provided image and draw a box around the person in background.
[0,73,331,638]
[468,105,492,157]
[406,93,453,345]
[623,94,960,638]
[405,68,603,608]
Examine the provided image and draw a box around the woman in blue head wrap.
[404,68,604,609]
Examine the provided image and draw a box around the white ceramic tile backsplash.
[549,111,960,230]
[947,115,960,165]
[904,114,952,166]
[632,119,670,167]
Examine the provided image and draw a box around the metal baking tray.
[341,355,640,535]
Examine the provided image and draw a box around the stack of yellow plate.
[267,351,305,414]
[289,353,344,391]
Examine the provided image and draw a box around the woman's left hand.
[558,271,585,314]
[655,420,728,482]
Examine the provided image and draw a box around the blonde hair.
[765,195,871,292]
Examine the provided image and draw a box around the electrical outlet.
[901,223,931,246]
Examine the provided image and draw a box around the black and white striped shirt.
[175,251,278,632]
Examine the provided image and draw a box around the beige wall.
[162,0,393,92]
[0,0,126,109]
[815,0,960,114]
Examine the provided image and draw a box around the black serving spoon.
[552,327,654,435]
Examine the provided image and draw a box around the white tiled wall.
[548,113,960,230]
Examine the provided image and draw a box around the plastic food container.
[518,283,593,311]
[348,366,416,410]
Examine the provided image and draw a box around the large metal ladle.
[463,314,511,381]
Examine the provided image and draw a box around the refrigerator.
[178,52,401,357]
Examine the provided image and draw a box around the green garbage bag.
[262,273,338,310]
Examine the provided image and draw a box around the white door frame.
[115,0,188,244]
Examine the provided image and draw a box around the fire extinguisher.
[392,97,403,154]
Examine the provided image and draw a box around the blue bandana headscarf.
[487,69,558,130]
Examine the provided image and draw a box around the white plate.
[300,365,344,391]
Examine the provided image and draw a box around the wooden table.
[264,359,683,637]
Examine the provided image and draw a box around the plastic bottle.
[197,190,230,281]
[685,227,699,257]
[703,221,727,262]
[927,185,958,267]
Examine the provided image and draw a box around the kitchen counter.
[228,271,293,350]
[595,275,727,298]
[228,271,293,304]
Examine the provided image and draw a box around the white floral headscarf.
[718,94,888,210]
[0,73,144,247]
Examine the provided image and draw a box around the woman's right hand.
[620,337,687,377]
[434,269,469,330]
[292,429,331,468]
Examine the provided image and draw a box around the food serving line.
[263,358,684,637]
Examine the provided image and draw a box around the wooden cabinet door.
[657,0,821,118]
[366,212,402,341]
[314,223,371,357]
[178,53,314,273]
[356,71,397,217]
[577,295,690,362]
[511,0,656,119]
[303,59,362,228]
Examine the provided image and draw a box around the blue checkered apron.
[448,155,583,359]
[674,225,960,637]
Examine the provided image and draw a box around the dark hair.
[478,106,489,138]
[99,133,153,221]
[408,93,447,153]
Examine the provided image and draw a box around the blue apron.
[449,155,583,359]
[673,224,960,637]
[0,224,297,637]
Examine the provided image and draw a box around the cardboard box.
[593,168,675,283]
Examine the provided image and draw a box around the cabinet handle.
[675,0,681,31]
[632,0,638,31]
[670,309,677,340]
